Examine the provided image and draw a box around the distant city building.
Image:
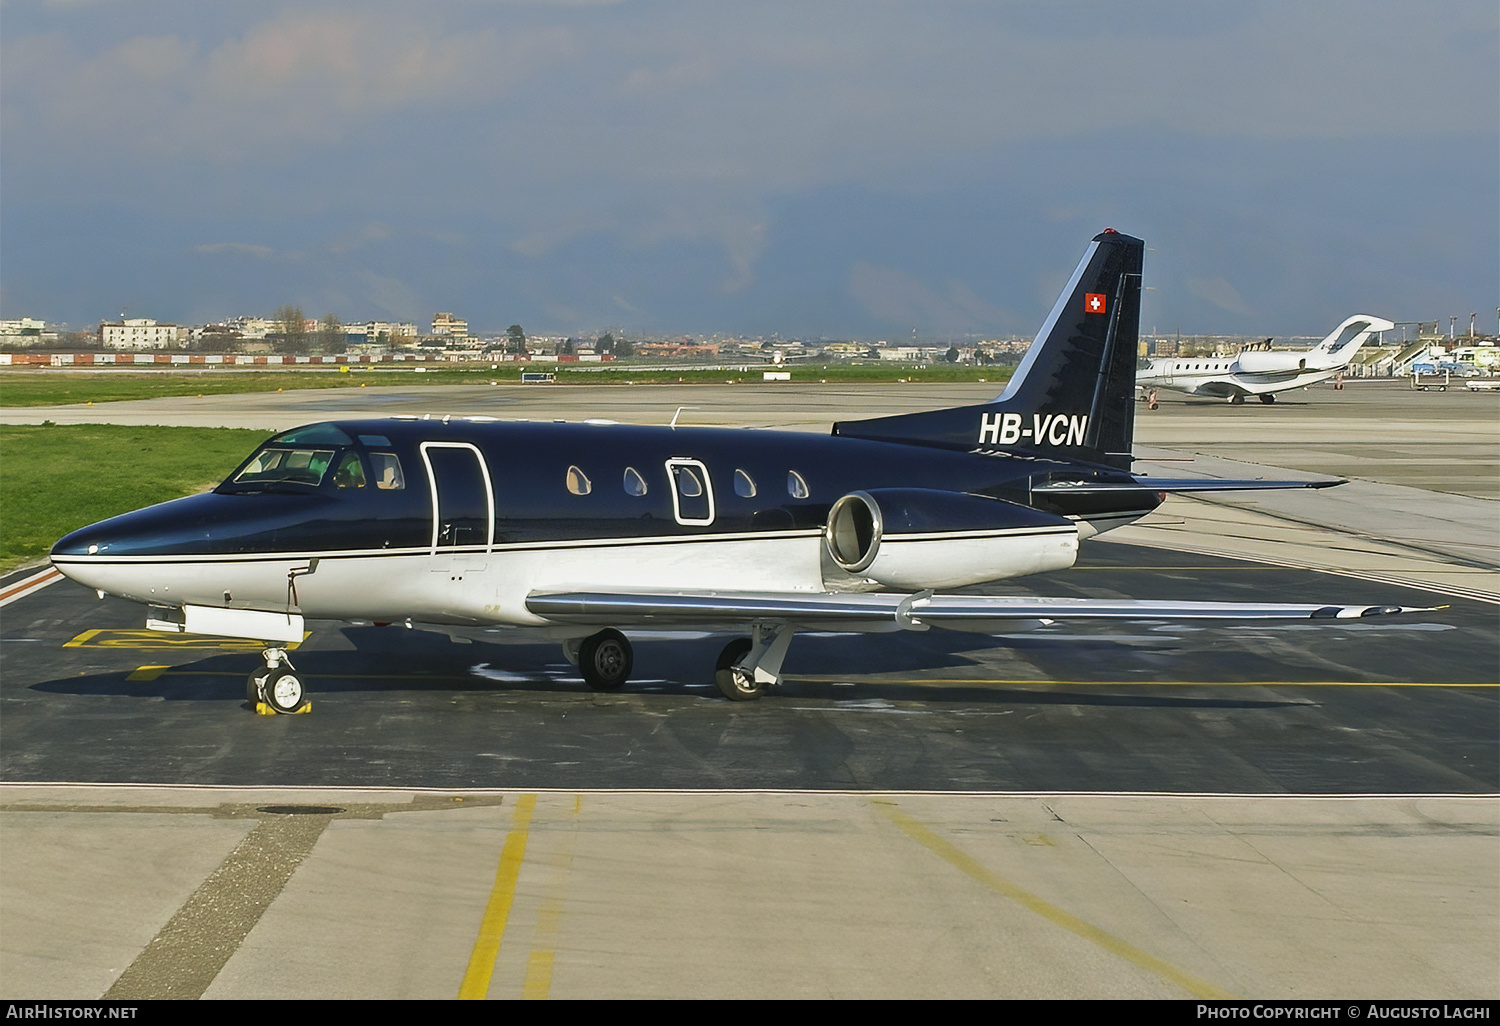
[346,321,419,346]
[431,312,468,337]
[100,318,186,350]
[0,317,46,336]
[876,346,946,362]
[224,316,274,339]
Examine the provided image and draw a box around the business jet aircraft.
[51,231,1423,713]
[1136,314,1394,404]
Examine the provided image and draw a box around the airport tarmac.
[0,378,1495,999]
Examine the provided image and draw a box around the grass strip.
[0,423,269,573]
[0,363,1013,407]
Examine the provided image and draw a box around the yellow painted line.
[126,665,170,682]
[63,629,307,651]
[786,672,1488,690]
[459,793,538,1000]
[872,798,1235,1000]
[522,916,559,1000]
[127,671,513,689]
[521,793,581,1000]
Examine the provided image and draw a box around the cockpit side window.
[370,453,405,490]
[332,453,367,489]
[227,447,336,490]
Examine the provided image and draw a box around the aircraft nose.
[50,492,239,564]
[51,522,110,558]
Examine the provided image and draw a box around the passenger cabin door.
[420,442,493,572]
[666,458,715,526]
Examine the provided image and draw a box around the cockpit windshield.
[221,447,338,492]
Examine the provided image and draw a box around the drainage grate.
[256,805,346,816]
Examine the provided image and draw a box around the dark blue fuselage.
[52,418,1157,561]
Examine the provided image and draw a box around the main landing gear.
[714,625,795,702]
[248,644,310,714]
[567,625,796,701]
[578,628,633,692]
[1258,393,1276,404]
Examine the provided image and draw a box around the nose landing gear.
[249,645,310,714]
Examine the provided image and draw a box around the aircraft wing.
[1033,477,1346,494]
[526,590,1428,632]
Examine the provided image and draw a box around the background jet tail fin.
[1308,315,1396,362]
[833,229,1144,470]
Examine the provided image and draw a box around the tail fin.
[1306,315,1395,366]
[833,229,1144,470]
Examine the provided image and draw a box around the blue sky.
[2,1,1495,339]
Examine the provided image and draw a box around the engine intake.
[824,488,1078,591]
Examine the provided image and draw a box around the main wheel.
[579,629,632,691]
[1259,393,1276,404]
[264,669,308,714]
[714,638,766,701]
[1229,394,1244,405]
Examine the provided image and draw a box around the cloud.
[848,262,1012,334]
[194,242,275,258]
[2,3,1493,335]
[327,222,392,255]
[1186,276,1251,316]
[3,11,576,159]
[358,271,423,320]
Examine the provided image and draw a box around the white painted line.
[0,566,64,608]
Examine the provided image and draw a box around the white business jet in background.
[1137,314,1394,404]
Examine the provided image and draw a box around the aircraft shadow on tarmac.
[27,623,1316,712]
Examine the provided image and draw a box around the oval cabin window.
[623,467,647,496]
[734,469,757,498]
[787,471,809,499]
[567,466,592,496]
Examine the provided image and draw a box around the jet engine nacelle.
[1233,352,1305,375]
[823,488,1078,591]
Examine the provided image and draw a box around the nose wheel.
[249,645,310,714]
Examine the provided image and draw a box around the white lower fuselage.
[54,515,1120,635]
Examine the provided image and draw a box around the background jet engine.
[1233,352,1305,375]
[822,488,1078,591]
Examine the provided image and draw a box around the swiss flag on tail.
[1085,293,1106,314]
